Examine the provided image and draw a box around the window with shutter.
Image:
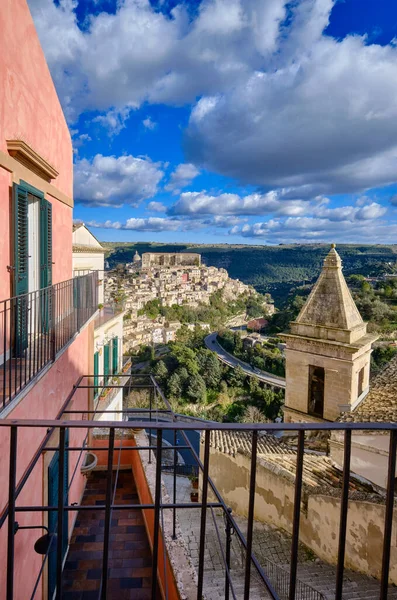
[112,336,118,374]
[13,184,29,355]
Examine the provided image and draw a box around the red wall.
[0,323,93,600]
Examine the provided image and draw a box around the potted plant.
[189,473,199,490]
[190,491,199,502]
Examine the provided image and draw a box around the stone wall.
[205,445,397,584]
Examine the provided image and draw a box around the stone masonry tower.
[282,245,378,422]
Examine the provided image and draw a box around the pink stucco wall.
[52,198,73,284]
[0,169,11,300]
[0,0,73,301]
[0,322,94,600]
[0,0,73,198]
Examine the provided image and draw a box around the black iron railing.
[0,272,98,409]
[0,374,396,600]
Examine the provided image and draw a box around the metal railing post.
[289,429,305,600]
[335,429,351,600]
[6,426,17,600]
[380,429,397,599]
[56,426,66,600]
[152,430,163,600]
[244,430,258,600]
[101,427,115,600]
[172,428,177,539]
[197,430,211,600]
[225,507,233,600]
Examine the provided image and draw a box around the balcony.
[0,272,98,411]
[0,375,396,599]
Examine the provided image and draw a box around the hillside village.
[103,250,273,350]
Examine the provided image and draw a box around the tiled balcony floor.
[62,470,159,600]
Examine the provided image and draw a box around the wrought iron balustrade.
[0,374,396,600]
[0,271,98,409]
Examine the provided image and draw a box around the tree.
[227,364,246,387]
[167,372,183,398]
[170,344,199,375]
[242,406,269,423]
[197,350,222,389]
[186,373,207,403]
[153,360,168,383]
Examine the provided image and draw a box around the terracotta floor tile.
[61,470,161,599]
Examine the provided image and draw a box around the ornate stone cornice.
[7,139,59,182]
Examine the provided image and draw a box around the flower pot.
[190,492,199,503]
[191,479,199,490]
[81,452,98,474]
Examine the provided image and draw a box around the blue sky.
[29,0,397,244]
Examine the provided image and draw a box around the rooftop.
[208,429,295,457]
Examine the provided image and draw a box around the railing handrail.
[2,416,390,431]
[1,271,96,304]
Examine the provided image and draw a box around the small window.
[358,367,365,397]
[308,366,325,418]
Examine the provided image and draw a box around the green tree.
[186,373,207,403]
[197,349,222,389]
[167,372,183,398]
[153,360,168,382]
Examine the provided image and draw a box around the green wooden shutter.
[112,337,118,374]
[13,184,29,296]
[94,351,99,398]
[104,343,110,383]
[40,198,52,289]
[39,199,53,333]
[13,184,29,355]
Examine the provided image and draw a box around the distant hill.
[102,242,397,306]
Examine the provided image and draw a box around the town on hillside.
[104,250,274,351]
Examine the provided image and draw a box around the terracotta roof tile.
[207,430,295,457]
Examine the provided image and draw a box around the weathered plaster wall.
[206,446,397,584]
[330,432,391,489]
[0,0,73,198]
[0,322,94,600]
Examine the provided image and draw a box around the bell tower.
[282,245,378,422]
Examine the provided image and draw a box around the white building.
[72,224,125,421]
[72,223,107,304]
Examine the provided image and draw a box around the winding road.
[204,332,286,389]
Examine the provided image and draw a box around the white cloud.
[169,190,309,216]
[186,31,397,195]
[93,106,134,135]
[143,117,157,130]
[74,153,164,206]
[234,208,394,243]
[87,217,184,232]
[147,201,167,212]
[165,163,200,194]
[27,0,291,119]
[28,0,397,206]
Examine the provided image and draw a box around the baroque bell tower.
[282,245,378,422]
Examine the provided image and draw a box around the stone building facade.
[281,245,378,422]
[142,252,201,269]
